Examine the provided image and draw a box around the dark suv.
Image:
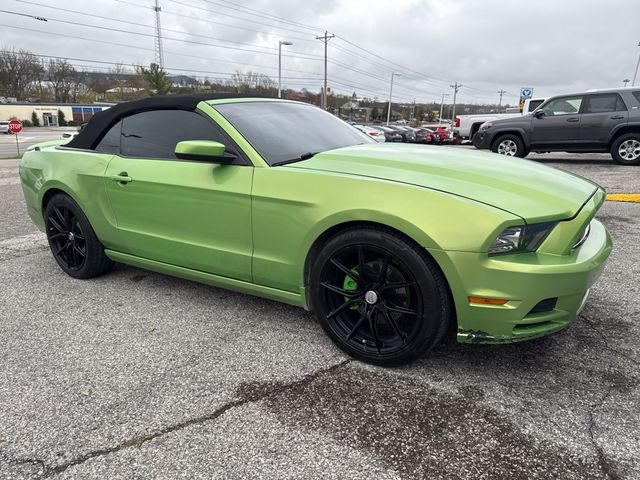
[472,88,640,165]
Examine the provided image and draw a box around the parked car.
[454,98,546,140]
[386,125,416,143]
[373,126,403,142]
[353,124,386,142]
[0,121,10,134]
[414,128,439,144]
[61,131,79,139]
[20,94,612,366]
[472,87,640,165]
[422,125,453,143]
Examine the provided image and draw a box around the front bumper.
[428,218,612,344]
[471,130,493,149]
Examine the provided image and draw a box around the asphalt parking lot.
[1,148,639,479]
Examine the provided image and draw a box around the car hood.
[287,144,599,222]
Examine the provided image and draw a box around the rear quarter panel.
[19,146,123,250]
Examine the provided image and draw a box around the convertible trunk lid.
[288,143,600,223]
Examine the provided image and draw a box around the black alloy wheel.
[44,193,113,279]
[310,227,451,365]
[47,203,87,271]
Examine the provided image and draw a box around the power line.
[0,8,46,21]
[165,0,315,37]
[2,8,441,101]
[112,0,315,42]
[198,0,322,32]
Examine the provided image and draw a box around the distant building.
[0,102,113,126]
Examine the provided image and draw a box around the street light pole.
[633,42,640,87]
[387,72,401,125]
[278,40,293,98]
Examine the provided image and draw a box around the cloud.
[2,0,639,104]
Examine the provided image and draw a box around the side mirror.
[533,110,545,119]
[175,140,236,164]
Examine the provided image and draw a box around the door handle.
[110,172,132,183]
[566,117,579,122]
[610,115,625,120]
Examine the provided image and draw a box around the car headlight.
[480,121,493,131]
[488,222,557,256]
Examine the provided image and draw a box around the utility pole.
[633,42,640,87]
[497,89,506,108]
[439,93,450,126]
[316,31,335,109]
[449,82,461,125]
[153,0,164,68]
[386,72,401,125]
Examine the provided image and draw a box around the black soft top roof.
[66,93,263,150]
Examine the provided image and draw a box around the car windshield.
[214,101,373,166]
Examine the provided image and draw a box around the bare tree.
[231,71,276,95]
[47,59,76,102]
[0,47,44,100]
[70,72,91,103]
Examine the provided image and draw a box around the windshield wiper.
[272,151,318,166]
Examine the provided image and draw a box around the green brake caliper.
[342,268,359,309]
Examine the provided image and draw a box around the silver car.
[0,121,9,134]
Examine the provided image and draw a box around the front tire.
[44,193,114,279]
[309,227,451,366]
[611,133,640,165]
[491,134,527,158]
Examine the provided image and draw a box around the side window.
[633,91,640,103]
[584,94,625,114]
[616,95,628,111]
[541,96,583,116]
[528,99,544,111]
[120,110,232,160]
[94,121,122,154]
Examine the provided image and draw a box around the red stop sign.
[8,119,23,134]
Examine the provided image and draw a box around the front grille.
[572,223,591,250]
[527,298,557,315]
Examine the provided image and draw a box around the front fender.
[250,167,520,296]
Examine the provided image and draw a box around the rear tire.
[611,133,640,165]
[44,193,114,279]
[491,134,527,158]
[309,227,451,366]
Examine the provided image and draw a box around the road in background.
[0,128,76,157]
[1,152,638,479]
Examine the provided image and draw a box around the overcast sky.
[2,0,639,105]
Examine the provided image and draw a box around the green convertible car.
[19,94,612,365]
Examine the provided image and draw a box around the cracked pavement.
[0,153,638,479]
